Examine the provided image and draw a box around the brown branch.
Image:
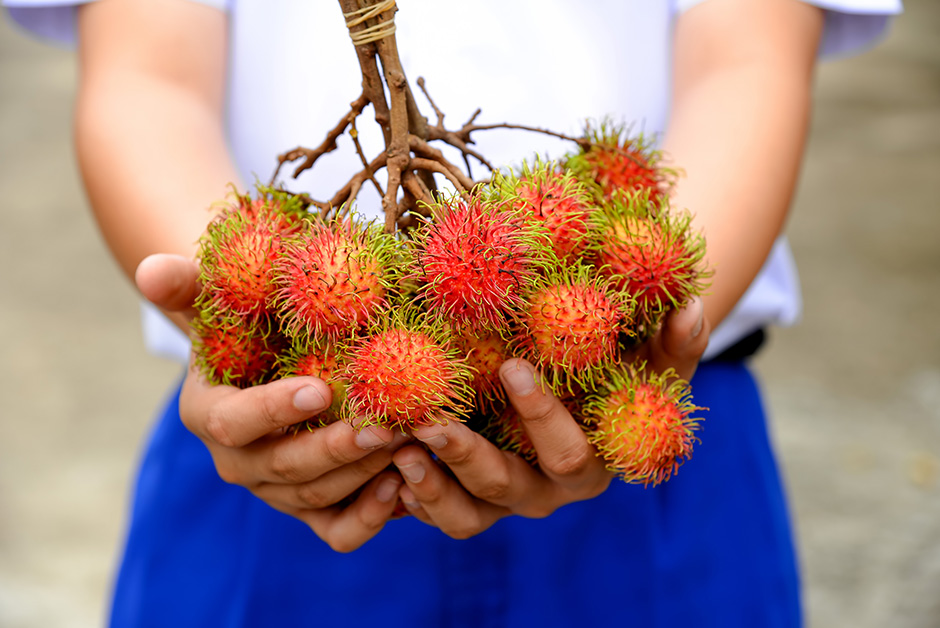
[416,77,445,128]
[271,93,370,184]
[327,152,388,210]
[349,117,385,198]
[409,136,476,190]
[410,157,472,194]
[401,170,434,210]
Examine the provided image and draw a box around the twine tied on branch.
[344,0,398,46]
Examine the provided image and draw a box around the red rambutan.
[565,119,673,202]
[272,217,398,342]
[583,363,703,486]
[341,305,474,431]
[492,159,595,264]
[196,187,309,322]
[512,263,634,394]
[410,192,547,333]
[191,314,286,388]
[590,191,709,333]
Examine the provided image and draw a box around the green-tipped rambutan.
[191,313,286,388]
[451,328,510,412]
[409,191,549,333]
[590,191,709,335]
[196,187,309,323]
[272,216,398,342]
[583,363,703,486]
[341,303,475,431]
[512,263,634,394]
[565,119,674,203]
[491,158,595,264]
[278,341,347,427]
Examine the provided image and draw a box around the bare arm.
[664,0,824,328]
[76,0,404,552]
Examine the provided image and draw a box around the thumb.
[645,296,710,382]
[135,253,201,318]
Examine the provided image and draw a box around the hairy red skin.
[192,318,285,388]
[512,169,593,264]
[515,277,628,392]
[585,370,702,486]
[343,328,472,430]
[413,197,540,332]
[273,220,389,341]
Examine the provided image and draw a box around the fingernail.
[293,386,327,412]
[399,485,419,508]
[502,362,537,396]
[397,461,426,484]
[375,477,401,503]
[355,427,388,450]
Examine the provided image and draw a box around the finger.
[499,358,609,494]
[405,418,553,514]
[135,253,201,317]
[253,444,400,510]
[645,296,710,381]
[295,470,404,553]
[247,431,409,501]
[181,370,353,447]
[392,444,509,539]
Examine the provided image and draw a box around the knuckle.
[204,405,236,447]
[295,482,331,509]
[213,461,244,486]
[473,467,512,503]
[269,447,305,484]
[546,447,593,479]
[518,396,558,427]
[446,515,483,541]
[320,430,358,468]
[259,390,286,432]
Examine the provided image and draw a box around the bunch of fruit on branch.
[192,121,711,487]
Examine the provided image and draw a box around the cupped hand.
[390,297,711,539]
[136,253,407,552]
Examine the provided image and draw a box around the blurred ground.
[0,3,938,627]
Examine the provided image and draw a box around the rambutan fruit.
[340,304,475,431]
[590,191,709,335]
[582,363,703,486]
[278,341,347,427]
[409,192,548,333]
[565,119,674,203]
[272,216,398,342]
[451,328,510,412]
[196,187,309,323]
[512,263,634,394]
[191,313,286,388]
[491,159,595,264]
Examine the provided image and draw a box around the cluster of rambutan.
[191,122,710,487]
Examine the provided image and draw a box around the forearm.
[662,0,824,328]
[74,0,238,285]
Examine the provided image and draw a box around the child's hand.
[390,299,709,539]
[136,254,407,553]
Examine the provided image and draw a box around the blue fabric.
[109,360,801,628]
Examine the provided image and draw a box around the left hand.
[391,298,710,538]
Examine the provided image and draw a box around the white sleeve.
[675,0,903,58]
[3,0,230,46]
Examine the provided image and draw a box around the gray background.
[1,2,938,626]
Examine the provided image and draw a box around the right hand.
[136,253,407,552]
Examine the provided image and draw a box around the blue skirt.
[109,360,801,628]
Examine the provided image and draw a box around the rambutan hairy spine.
[582,362,704,486]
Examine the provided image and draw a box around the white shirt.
[5,0,903,362]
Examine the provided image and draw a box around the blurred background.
[1,2,937,627]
